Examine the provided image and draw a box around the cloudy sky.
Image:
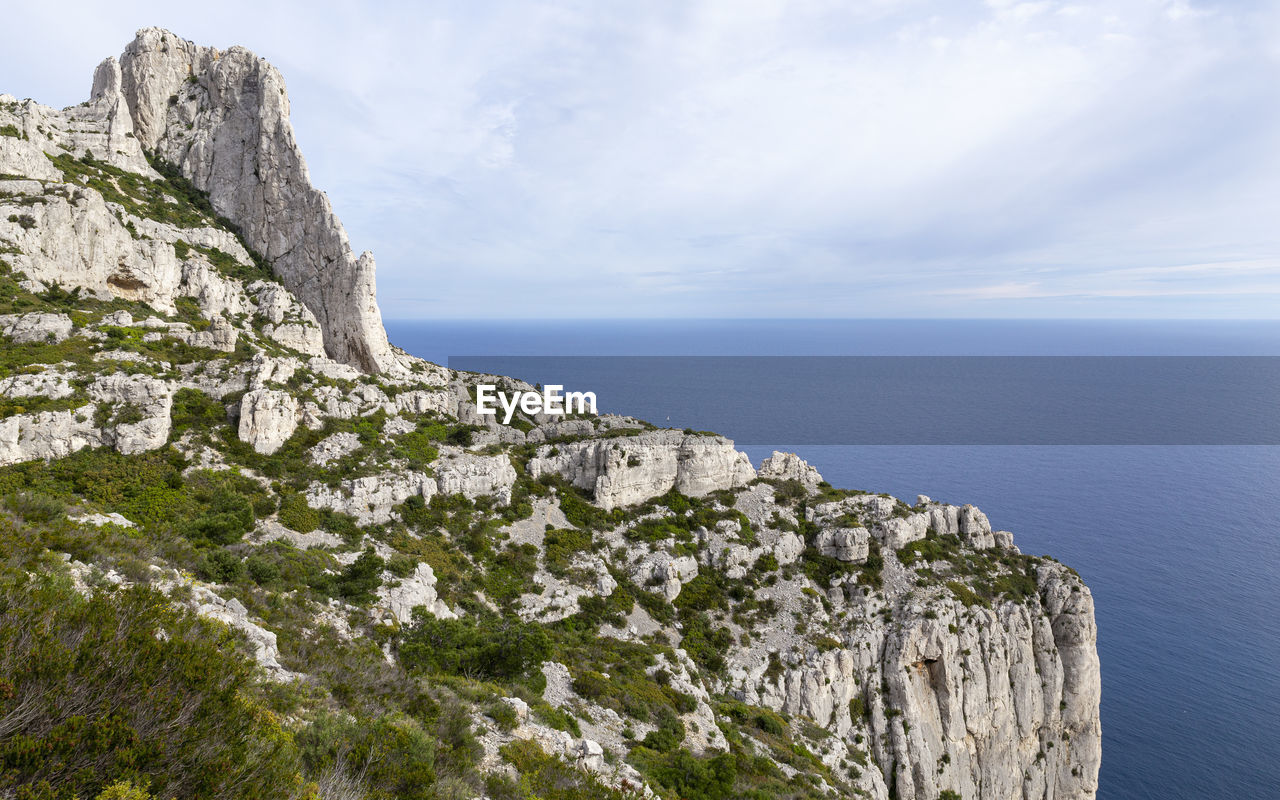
[4,1,1280,318]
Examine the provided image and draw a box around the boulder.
[237,388,298,455]
[0,313,73,343]
[757,450,824,489]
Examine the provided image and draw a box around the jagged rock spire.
[116,27,395,373]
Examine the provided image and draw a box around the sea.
[386,318,1280,800]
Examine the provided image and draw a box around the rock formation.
[111,28,394,372]
[0,30,1101,800]
[529,429,755,510]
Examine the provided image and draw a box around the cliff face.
[113,27,393,372]
[0,29,1099,800]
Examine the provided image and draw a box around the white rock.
[306,471,435,525]
[119,28,395,372]
[574,738,605,771]
[89,372,174,454]
[252,518,342,549]
[757,450,824,489]
[0,409,100,466]
[308,431,361,466]
[0,313,73,343]
[0,369,75,400]
[74,512,135,528]
[632,552,698,601]
[813,526,869,563]
[237,388,298,455]
[375,562,456,623]
[435,451,517,504]
[529,430,754,510]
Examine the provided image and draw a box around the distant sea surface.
[386,318,1280,800]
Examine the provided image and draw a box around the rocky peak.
[0,28,1101,799]
[114,27,394,373]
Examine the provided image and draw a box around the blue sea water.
[386,319,1280,800]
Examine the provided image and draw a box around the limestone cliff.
[0,29,1100,800]
[113,27,393,372]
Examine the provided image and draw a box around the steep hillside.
[0,28,1100,800]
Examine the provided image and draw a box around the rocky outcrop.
[435,451,517,505]
[0,409,99,466]
[0,369,75,401]
[253,282,326,357]
[308,431,361,466]
[90,373,174,454]
[813,526,869,563]
[0,371,176,466]
[193,588,294,680]
[757,450,824,489]
[375,562,456,624]
[725,536,1101,800]
[116,28,395,373]
[304,452,516,525]
[631,551,699,601]
[0,180,184,310]
[306,471,436,526]
[0,313,73,343]
[529,430,754,510]
[237,388,299,455]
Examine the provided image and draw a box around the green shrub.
[641,710,686,753]
[399,614,551,682]
[633,747,737,800]
[94,781,152,800]
[947,581,989,608]
[752,709,787,737]
[330,547,384,604]
[169,388,224,436]
[897,531,962,566]
[537,475,623,531]
[849,696,868,722]
[672,571,733,675]
[295,712,440,800]
[531,701,581,737]
[184,486,255,546]
[244,553,281,586]
[392,429,440,471]
[0,574,300,798]
[277,491,322,533]
[753,552,779,573]
[544,528,591,576]
[485,699,519,731]
[198,548,245,583]
[571,669,611,702]
[446,424,479,447]
[494,739,632,800]
[481,543,538,606]
[3,492,66,524]
[771,479,808,504]
[239,542,335,593]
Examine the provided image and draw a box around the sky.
[3,0,1280,319]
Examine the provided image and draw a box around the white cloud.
[2,0,1278,318]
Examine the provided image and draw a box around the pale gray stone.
[118,28,395,372]
[237,388,298,455]
[529,429,754,511]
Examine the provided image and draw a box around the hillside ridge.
[0,28,1100,800]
